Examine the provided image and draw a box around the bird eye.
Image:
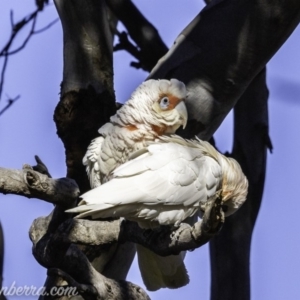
[159,97,169,109]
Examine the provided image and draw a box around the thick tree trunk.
[209,68,270,300]
[54,0,116,193]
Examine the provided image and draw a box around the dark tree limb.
[149,0,300,140]
[36,242,150,300]
[47,268,98,299]
[209,68,269,300]
[106,0,168,71]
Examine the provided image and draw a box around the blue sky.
[0,1,300,299]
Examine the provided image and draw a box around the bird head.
[112,79,188,135]
[194,138,248,217]
[219,157,249,216]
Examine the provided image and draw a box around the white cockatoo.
[68,136,248,290]
[71,136,248,225]
[75,79,191,291]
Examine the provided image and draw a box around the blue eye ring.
[159,97,169,109]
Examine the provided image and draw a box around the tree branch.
[30,195,224,262]
[37,243,150,300]
[148,0,300,140]
[0,3,57,113]
[106,0,168,71]
[0,95,20,116]
[0,162,79,207]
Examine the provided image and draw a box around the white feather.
[68,137,248,226]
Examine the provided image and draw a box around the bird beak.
[175,101,188,129]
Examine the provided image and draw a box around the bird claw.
[201,196,225,235]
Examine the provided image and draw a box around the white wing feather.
[68,142,222,227]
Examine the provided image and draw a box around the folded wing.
[68,141,222,228]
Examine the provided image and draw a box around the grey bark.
[0,165,79,206]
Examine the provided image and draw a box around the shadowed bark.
[149,0,300,139]
[54,0,116,193]
[209,68,269,300]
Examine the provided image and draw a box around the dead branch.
[0,162,79,207]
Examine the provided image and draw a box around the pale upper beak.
[175,100,188,129]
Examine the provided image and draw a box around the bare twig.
[33,18,59,34]
[0,8,38,100]
[4,13,38,56]
[0,95,20,116]
[0,4,57,109]
[36,0,49,11]
[0,10,39,57]
[0,55,9,102]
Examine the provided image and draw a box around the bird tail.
[136,244,189,291]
